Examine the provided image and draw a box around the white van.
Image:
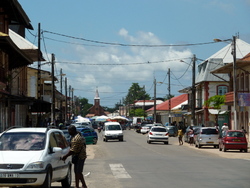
[103,122,123,142]
[132,117,142,127]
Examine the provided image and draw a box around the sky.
[18,0,250,108]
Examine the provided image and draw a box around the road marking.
[109,163,131,178]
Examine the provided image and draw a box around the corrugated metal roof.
[147,94,188,111]
[196,38,250,83]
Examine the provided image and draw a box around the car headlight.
[26,161,44,170]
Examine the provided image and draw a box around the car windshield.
[0,132,45,151]
[227,132,244,137]
[151,128,166,132]
[106,125,121,130]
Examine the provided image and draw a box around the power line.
[55,58,191,66]
[43,30,217,47]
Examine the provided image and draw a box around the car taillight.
[165,133,169,136]
[149,132,153,135]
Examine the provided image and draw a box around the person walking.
[189,127,194,146]
[62,125,88,188]
[177,127,183,145]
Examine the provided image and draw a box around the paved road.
[2,130,250,188]
[80,130,250,188]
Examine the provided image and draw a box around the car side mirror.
[52,147,62,153]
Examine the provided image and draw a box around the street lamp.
[214,36,237,130]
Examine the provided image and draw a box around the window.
[217,85,228,95]
[245,74,249,91]
[241,73,244,91]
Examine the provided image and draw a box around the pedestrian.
[62,125,88,188]
[177,127,183,145]
[221,123,229,135]
[189,127,194,146]
[242,126,247,134]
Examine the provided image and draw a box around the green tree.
[129,108,146,117]
[204,95,225,109]
[124,83,151,105]
[204,95,226,125]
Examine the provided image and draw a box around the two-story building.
[0,0,38,131]
[211,52,250,140]
[180,38,250,129]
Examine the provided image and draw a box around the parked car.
[166,126,178,137]
[140,124,153,134]
[195,127,219,148]
[184,126,200,143]
[0,127,71,188]
[103,122,123,142]
[62,129,71,144]
[77,127,98,145]
[147,126,169,144]
[219,130,248,152]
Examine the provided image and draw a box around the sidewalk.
[182,141,250,160]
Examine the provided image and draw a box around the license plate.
[0,173,19,178]
[112,135,118,138]
[233,139,241,141]
[206,142,214,144]
[156,134,163,136]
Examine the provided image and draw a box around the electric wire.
[43,30,218,47]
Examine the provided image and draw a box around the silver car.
[195,127,219,148]
[147,126,169,144]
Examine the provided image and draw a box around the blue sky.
[19,0,250,108]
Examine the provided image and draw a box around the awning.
[208,109,228,115]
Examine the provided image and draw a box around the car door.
[81,129,93,144]
[53,132,70,178]
[48,132,62,180]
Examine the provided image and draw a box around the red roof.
[147,94,188,111]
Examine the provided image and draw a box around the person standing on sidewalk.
[177,127,183,145]
[62,125,88,188]
[189,127,194,146]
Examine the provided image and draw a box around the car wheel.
[147,140,151,144]
[244,149,248,153]
[198,143,202,148]
[93,138,97,145]
[40,169,52,188]
[219,145,222,151]
[164,142,168,145]
[119,138,123,142]
[105,137,108,142]
[61,165,72,188]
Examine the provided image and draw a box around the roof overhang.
[211,60,250,74]
[0,34,33,69]
[0,0,33,29]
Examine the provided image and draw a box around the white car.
[103,122,123,142]
[0,127,71,188]
[147,126,169,144]
[140,124,153,134]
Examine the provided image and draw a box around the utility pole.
[71,87,74,119]
[60,68,63,122]
[143,85,145,119]
[37,23,41,126]
[168,68,171,124]
[69,85,71,120]
[51,54,55,125]
[65,77,68,122]
[154,78,156,123]
[191,54,196,126]
[232,36,237,130]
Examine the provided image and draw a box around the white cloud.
[56,29,193,106]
